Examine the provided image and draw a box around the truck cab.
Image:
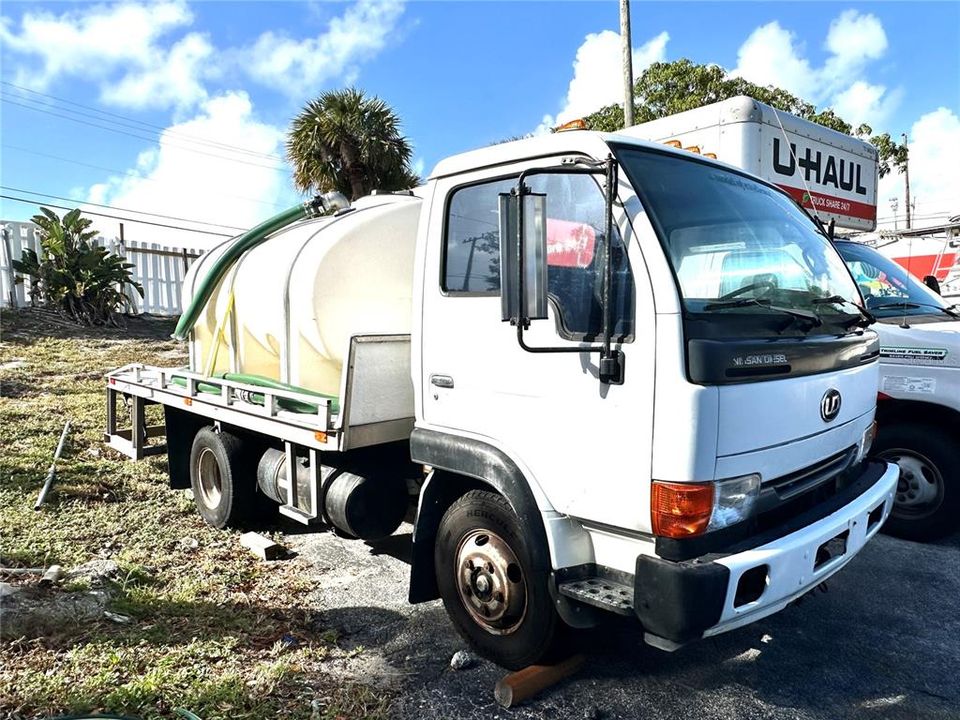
[835,239,960,540]
[409,130,897,665]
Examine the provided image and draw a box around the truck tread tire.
[189,426,254,529]
[434,489,558,670]
[874,422,960,541]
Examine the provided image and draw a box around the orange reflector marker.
[703,152,717,159]
[555,118,588,132]
[651,481,714,538]
[684,145,701,154]
[664,139,682,148]
[184,397,193,406]
[314,431,328,443]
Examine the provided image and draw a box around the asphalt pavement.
[289,525,960,720]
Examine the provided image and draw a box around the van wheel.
[875,423,960,541]
[434,490,557,670]
[189,426,252,529]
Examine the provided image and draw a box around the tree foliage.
[581,59,907,178]
[12,207,143,326]
[286,88,419,201]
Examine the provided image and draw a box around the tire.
[189,426,255,529]
[874,422,960,541]
[434,489,558,669]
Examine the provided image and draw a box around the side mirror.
[499,190,548,324]
[923,275,941,295]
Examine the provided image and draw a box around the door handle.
[430,374,454,389]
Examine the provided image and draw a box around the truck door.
[419,159,656,532]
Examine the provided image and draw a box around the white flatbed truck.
[106,119,898,669]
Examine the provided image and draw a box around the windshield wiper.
[812,295,876,326]
[870,301,960,318]
[703,297,822,326]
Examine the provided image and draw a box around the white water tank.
[182,194,421,399]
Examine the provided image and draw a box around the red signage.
[777,184,877,223]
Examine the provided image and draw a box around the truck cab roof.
[428,128,735,181]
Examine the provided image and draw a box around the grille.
[764,446,857,500]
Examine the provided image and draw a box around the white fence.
[0,223,204,316]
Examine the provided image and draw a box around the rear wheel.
[875,422,960,541]
[434,489,558,669]
[189,426,253,529]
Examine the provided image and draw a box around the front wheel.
[875,422,960,541]
[434,490,558,669]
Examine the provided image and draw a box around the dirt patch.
[1,308,179,344]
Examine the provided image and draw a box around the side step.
[558,577,634,616]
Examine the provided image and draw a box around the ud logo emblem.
[820,389,842,422]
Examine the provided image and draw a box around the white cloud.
[878,108,960,228]
[831,81,904,130]
[1,0,406,110]
[0,1,210,110]
[411,157,426,180]
[822,9,887,92]
[99,33,214,110]
[536,30,669,134]
[245,0,405,95]
[731,21,817,100]
[731,11,901,129]
[85,92,295,249]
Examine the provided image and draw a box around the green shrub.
[12,207,143,326]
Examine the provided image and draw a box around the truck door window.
[443,174,634,341]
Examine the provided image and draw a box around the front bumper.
[634,460,898,650]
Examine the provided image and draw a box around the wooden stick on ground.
[34,421,71,510]
[494,654,585,709]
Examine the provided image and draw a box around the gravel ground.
[288,525,960,720]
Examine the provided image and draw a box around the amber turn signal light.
[651,481,714,538]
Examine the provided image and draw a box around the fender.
[408,428,551,603]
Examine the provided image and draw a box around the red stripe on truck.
[776,184,877,222]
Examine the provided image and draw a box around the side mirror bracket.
[498,155,625,386]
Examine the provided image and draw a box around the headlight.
[855,421,878,464]
[709,473,761,530]
[652,473,761,538]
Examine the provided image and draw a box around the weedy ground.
[0,309,390,720]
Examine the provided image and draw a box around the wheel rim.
[879,448,944,518]
[196,447,223,510]
[454,529,527,636]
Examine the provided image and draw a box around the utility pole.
[620,0,634,128]
[889,197,899,231]
[902,133,911,229]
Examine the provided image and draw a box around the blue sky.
[1,1,958,247]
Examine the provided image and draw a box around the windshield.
[615,147,861,328]
[834,241,953,318]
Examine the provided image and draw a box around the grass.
[0,309,390,720]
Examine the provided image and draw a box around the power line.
[0,186,248,232]
[1,95,287,171]
[0,193,235,238]
[2,143,287,209]
[1,80,285,162]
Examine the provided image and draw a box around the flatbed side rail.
[104,363,338,460]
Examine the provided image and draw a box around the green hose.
[173,201,320,341]
[169,372,339,415]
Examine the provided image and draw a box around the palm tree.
[286,88,419,201]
